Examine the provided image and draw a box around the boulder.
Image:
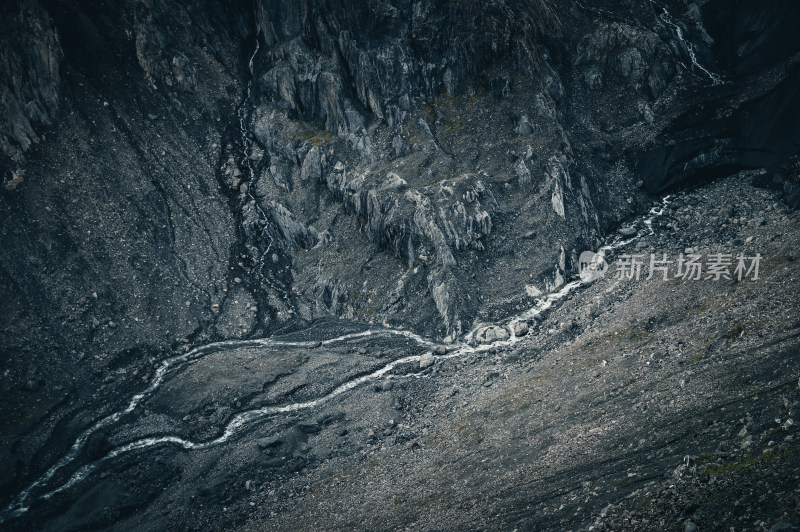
[475,325,511,344]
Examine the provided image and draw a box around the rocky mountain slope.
[0,0,798,530]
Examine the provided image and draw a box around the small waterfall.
[653,1,722,85]
[237,11,280,280]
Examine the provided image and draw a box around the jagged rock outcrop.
[0,0,61,172]
[577,21,677,98]
[241,0,617,336]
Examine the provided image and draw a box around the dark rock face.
[0,0,61,168]
[633,1,800,193]
[254,0,557,129]
[241,0,632,338]
[0,0,251,503]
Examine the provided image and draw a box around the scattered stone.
[514,158,531,185]
[513,321,529,337]
[559,320,576,332]
[434,345,447,355]
[515,114,534,136]
[297,422,321,434]
[256,435,282,449]
[419,353,435,369]
[618,227,637,237]
[685,519,698,532]
[357,347,367,355]
[475,325,510,344]
[525,285,543,297]
[22,379,39,392]
[768,524,793,532]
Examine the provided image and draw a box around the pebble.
[256,435,282,449]
[358,347,367,355]
[685,519,698,532]
[513,321,529,337]
[419,353,435,369]
[435,345,447,355]
[297,422,321,434]
[619,227,637,237]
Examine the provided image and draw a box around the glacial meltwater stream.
[0,195,671,523]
